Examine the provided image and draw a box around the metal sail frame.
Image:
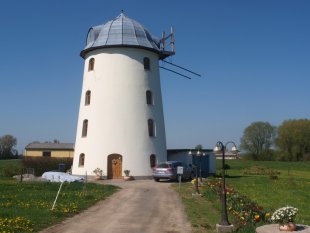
[159,27,201,80]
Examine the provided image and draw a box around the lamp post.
[188,149,205,195]
[213,141,238,227]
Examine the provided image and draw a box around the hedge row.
[22,157,73,176]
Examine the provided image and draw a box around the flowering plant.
[271,206,298,224]
[93,168,103,176]
[124,170,131,176]
[191,178,197,185]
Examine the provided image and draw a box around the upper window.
[150,154,156,168]
[42,151,51,157]
[79,153,85,167]
[148,119,155,137]
[85,90,91,105]
[143,57,150,70]
[146,90,153,105]
[82,119,88,137]
[88,58,95,71]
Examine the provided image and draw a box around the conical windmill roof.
[81,13,171,58]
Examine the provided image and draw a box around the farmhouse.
[24,142,74,158]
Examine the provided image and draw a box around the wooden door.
[108,154,122,179]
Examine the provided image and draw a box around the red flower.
[254,214,260,222]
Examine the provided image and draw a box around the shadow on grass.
[226,175,244,179]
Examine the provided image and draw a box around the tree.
[240,121,275,160]
[195,144,203,150]
[0,135,17,159]
[276,119,310,161]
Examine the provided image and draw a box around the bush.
[22,157,73,176]
[1,165,22,177]
[243,166,280,177]
[0,159,23,177]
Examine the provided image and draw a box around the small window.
[146,90,153,105]
[143,57,150,70]
[148,119,155,137]
[88,58,95,71]
[85,90,91,105]
[150,154,156,168]
[79,153,85,167]
[42,151,51,157]
[82,119,88,137]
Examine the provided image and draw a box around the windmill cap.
[80,13,174,59]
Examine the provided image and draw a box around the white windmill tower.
[72,13,175,178]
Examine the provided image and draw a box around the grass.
[174,160,310,233]
[0,159,119,233]
[174,183,220,233]
[222,160,310,225]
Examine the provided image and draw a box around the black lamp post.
[213,141,238,226]
[188,149,205,195]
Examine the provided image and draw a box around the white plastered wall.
[72,47,167,177]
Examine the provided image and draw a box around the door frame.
[107,154,123,179]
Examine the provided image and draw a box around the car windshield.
[156,163,171,168]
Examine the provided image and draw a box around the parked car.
[152,161,193,182]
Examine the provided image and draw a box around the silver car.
[152,161,193,182]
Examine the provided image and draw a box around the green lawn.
[175,160,310,233]
[222,160,310,225]
[0,159,119,233]
[174,183,219,233]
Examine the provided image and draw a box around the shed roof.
[25,143,74,150]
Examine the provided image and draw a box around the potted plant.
[123,169,132,181]
[271,206,298,231]
[93,168,103,180]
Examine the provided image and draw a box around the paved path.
[40,179,192,233]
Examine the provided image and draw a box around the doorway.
[107,154,122,179]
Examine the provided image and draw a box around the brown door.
[107,154,122,179]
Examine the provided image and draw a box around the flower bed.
[205,178,272,229]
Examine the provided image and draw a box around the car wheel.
[154,178,160,182]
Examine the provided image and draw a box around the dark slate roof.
[80,13,174,59]
[25,143,74,150]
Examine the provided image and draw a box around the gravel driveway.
[40,179,192,233]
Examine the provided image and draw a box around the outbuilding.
[24,142,74,158]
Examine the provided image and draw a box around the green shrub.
[0,159,23,177]
[22,157,73,176]
[243,166,280,176]
[1,166,22,177]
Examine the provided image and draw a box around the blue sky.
[0,0,309,153]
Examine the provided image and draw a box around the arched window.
[85,90,91,105]
[150,154,156,168]
[143,57,150,70]
[88,58,95,71]
[79,153,85,167]
[148,119,155,137]
[146,90,153,105]
[82,119,88,137]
